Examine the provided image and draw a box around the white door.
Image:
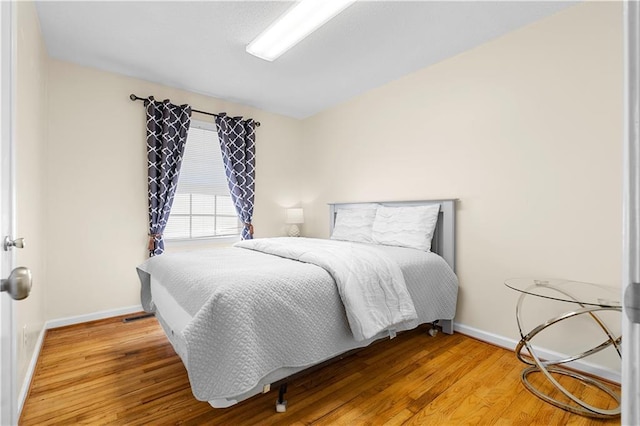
[623,2,640,425]
[0,2,10,425]
[0,2,30,425]
[0,1,13,424]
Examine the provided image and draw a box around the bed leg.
[276,383,288,413]
[440,319,454,335]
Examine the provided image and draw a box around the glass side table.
[505,278,621,418]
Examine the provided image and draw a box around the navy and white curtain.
[146,98,191,256]
[215,114,257,240]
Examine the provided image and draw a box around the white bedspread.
[137,238,458,404]
[235,238,417,341]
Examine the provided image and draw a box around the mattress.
[138,239,458,407]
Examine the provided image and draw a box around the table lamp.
[286,208,304,237]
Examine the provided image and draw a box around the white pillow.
[330,206,378,243]
[371,204,440,251]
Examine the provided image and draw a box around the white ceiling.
[35,1,577,119]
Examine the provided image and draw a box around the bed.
[136,199,458,409]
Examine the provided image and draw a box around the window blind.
[164,121,240,239]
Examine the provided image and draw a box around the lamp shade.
[285,208,304,224]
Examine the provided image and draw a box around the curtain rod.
[129,94,261,127]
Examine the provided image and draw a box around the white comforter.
[235,238,417,341]
[137,238,458,404]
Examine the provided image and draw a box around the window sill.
[164,235,241,251]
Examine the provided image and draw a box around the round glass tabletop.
[505,278,621,309]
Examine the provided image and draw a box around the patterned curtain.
[215,114,257,240]
[146,98,191,256]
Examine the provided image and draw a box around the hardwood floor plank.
[403,348,507,425]
[19,314,621,425]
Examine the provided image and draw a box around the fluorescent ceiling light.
[246,0,357,62]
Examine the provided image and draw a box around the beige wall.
[14,0,48,400]
[15,0,624,394]
[301,3,623,369]
[44,60,303,320]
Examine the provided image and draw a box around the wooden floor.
[20,314,620,425]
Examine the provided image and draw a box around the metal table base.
[510,280,621,418]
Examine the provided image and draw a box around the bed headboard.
[328,199,457,272]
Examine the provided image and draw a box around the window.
[164,120,240,240]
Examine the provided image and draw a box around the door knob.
[1,266,32,300]
[3,236,25,251]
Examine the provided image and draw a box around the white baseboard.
[454,322,621,384]
[45,305,144,330]
[17,325,46,415]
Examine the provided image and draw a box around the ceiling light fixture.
[246,0,357,62]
